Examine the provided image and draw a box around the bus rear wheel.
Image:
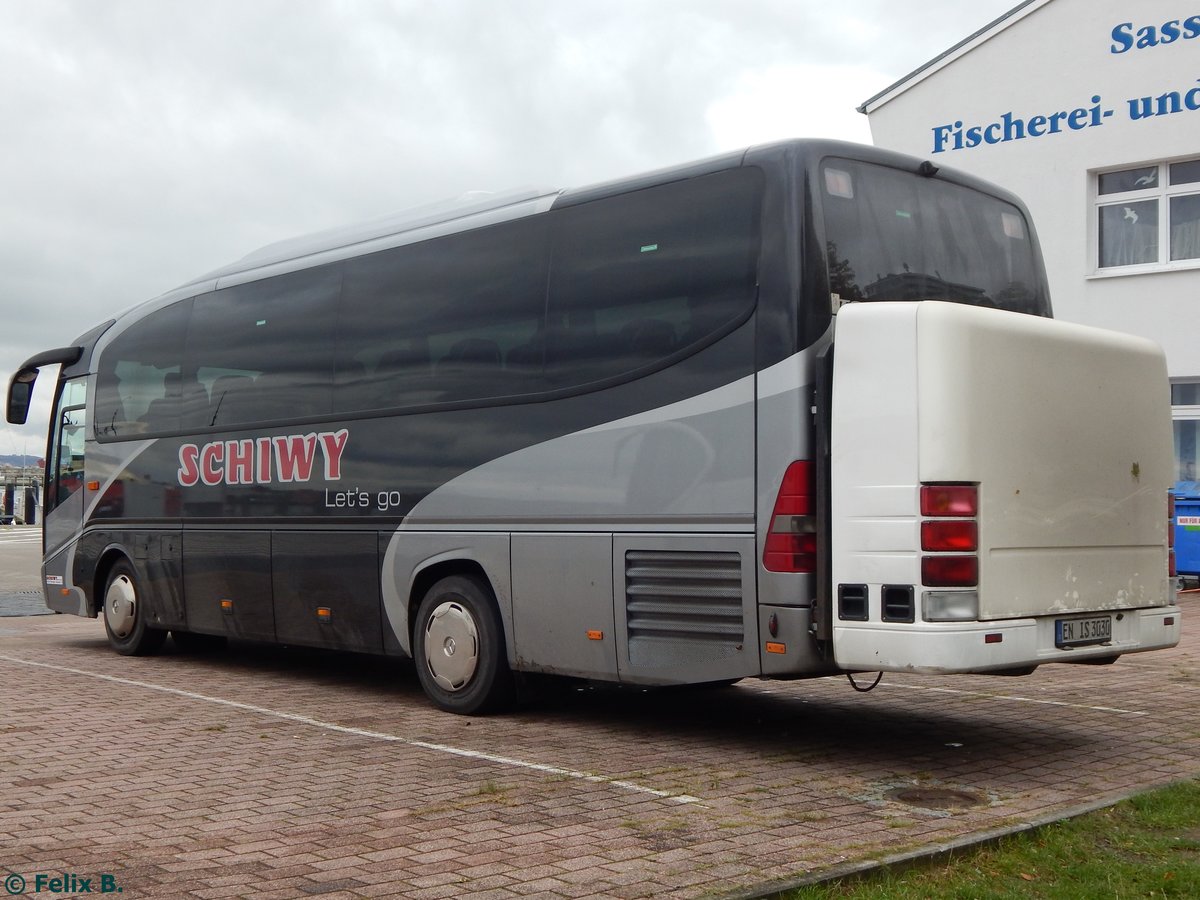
[413,575,513,715]
[102,560,167,656]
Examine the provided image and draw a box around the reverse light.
[923,591,980,622]
[763,461,817,573]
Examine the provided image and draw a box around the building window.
[1172,382,1200,491]
[1096,158,1200,271]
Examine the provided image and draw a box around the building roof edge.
[858,0,1047,115]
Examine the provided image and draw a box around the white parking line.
[0,653,702,805]
[881,680,1147,716]
[0,531,40,543]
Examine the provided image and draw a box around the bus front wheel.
[102,560,167,656]
[413,575,513,715]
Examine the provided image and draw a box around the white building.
[860,0,1200,485]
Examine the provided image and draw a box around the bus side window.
[337,217,549,411]
[546,168,762,386]
[95,298,191,440]
[184,266,340,427]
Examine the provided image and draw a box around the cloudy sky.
[1,0,1016,459]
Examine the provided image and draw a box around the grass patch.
[474,780,507,797]
[777,780,1200,899]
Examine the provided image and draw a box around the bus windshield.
[821,158,1048,316]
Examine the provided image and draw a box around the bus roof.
[181,186,562,290]
[147,138,1029,313]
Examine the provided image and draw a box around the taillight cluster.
[920,484,979,587]
[763,461,816,573]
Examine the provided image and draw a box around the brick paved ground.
[0,595,1196,899]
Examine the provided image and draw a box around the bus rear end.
[829,299,1180,673]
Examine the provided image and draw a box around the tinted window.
[821,159,1048,316]
[337,217,548,410]
[48,378,87,509]
[547,169,762,385]
[95,298,191,439]
[184,265,342,428]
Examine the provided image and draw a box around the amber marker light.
[765,642,786,654]
[86,480,100,491]
[586,630,604,641]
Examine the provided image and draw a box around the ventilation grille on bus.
[623,549,744,667]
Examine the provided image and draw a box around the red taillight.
[921,520,978,552]
[763,461,815,573]
[763,532,817,573]
[921,482,979,591]
[920,484,978,517]
[773,461,812,516]
[922,555,979,587]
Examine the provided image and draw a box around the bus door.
[44,376,88,577]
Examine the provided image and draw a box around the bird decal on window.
[1124,207,1139,224]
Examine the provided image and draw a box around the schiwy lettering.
[177,428,349,487]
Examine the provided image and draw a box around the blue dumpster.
[1174,486,1200,576]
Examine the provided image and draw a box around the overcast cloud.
[0,0,1014,457]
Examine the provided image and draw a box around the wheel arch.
[92,544,134,617]
[408,559,492,642]
[408,557,518,671]
[380,532,514,663]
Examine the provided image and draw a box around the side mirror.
[6,370,37,425]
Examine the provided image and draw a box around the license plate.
[1055,615,1112,649]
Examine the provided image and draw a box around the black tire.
[102,559,167,656]
[413,575,514,715]
[171,630,228,653]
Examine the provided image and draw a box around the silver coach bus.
[8,139,1180,713]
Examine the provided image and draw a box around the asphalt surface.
[1,525,1197,898]
[0,527,47,616]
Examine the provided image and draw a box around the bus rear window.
[820,159,1048,316]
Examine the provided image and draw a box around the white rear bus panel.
[830,301,1180,673]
